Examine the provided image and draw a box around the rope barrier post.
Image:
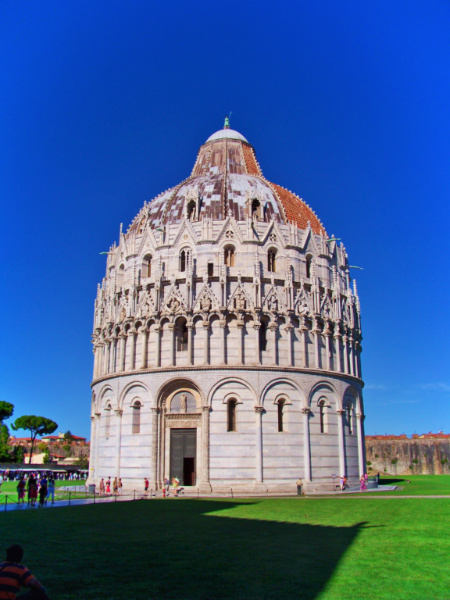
[68,491,71,506]
[4,495,7,512]
[134,489,136,501]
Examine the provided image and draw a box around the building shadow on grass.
[115,499,365,600]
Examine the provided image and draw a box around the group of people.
[16,474,56,507]
[339,473,369,492]
[98,477,123,496]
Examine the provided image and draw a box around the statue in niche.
[268,295,278,312]
[168,297,180,313]
[201,295,212,312]
[235,291,246,310]
[180,394,187,413]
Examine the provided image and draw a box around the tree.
[63,430,74,444]
[0,402,14,461]
[0,401,14,423]
[11,416,58,464]
[75,456,89,469]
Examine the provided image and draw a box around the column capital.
[151,406,159,414]
[301,407,311,415]
[201,405,211,414]
[336,409,346,416]
[237,320,245,329]
[168,323,175,331]
[139,326,147,334]
[254,406,264,414]
[253,323,261,330]
[284,324,294,332]
[219,320,227,328]
[202,321,210,329]
[114,409,123,417]
[268,323,278,332]
[186,322,194,330]
[356,413,365,421]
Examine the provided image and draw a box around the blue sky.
[1,0,449,439]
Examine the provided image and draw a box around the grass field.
[1,477,449,599]
[376,474,450,495]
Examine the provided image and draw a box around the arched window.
[143,254,152,278]
[227,399,237,432]
[104,404,111,437]
[319,399,326,434]
[180,249,191,272]
[268,249,277,272]
[187,200,196,221]
[251,198,261,220]
[117,264,125,287]
[306,255,312,279]
[208,262,214,277]
[346,404,353,435]
[259,320,268,351]
[176,320,188,351]
[277,399,285,432]
[132,401,141,434]
[224,246,235,267]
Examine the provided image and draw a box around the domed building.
[89,119,366,493]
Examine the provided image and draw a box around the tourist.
[296,477,303,495]
[0,473,3,492]
[172,477,180,497]
[105,478,111,495]
[164,478,170,497]
[27,475,38,507]
[0,544,49,599]
[99,478,105,495]
[38,478,47,508]
[113,477,118,495]
[359,476,367,492]
[16,477,26,504]
[143,478,149,498]
[339,476,345,492]
[118,478,123,495]
[46,477,55,504]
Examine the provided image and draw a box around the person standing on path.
[0,544,49,599]
[99,478,105,496]
[16,477,26,504]
[46,477,55,504]
[143,478,149,498]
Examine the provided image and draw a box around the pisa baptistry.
[89,119,366,494]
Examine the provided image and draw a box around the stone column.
[253,322,261,365]
[151,407,159,489]
[200,406,212,492]
[237,320,245,364]
[334,330,342,373]
[312,320,320,369]
[128,331,136,371]
[119,334,126,372]
[342,334,349,374]
[168,323,175,366]
[139,327,148,369]
[269,323,278,365]
[220,320,227,365]
[300,320,308,367]
[255,406,264,484]
[349,335,355,376]
[115,409,123,478]
[89,416,96,481]
[356,413,365,477]
[155,325,161,368]
[105,341,111,374]
[203,321,210,365]
[302,408,311,482]
[187,322,194,365]
[337,409,346,476]
[355,342,362,378]
[94,413,101,476]
[324,329,331,371]
[285,324,294,367]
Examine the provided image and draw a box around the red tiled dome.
[129,125,326,236]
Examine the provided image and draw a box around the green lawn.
[0,479,86,503]
[1,494,449,599]
[375,474,450,495]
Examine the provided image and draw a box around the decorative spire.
[224,115,230,129]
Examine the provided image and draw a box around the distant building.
[90,120,365,493]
